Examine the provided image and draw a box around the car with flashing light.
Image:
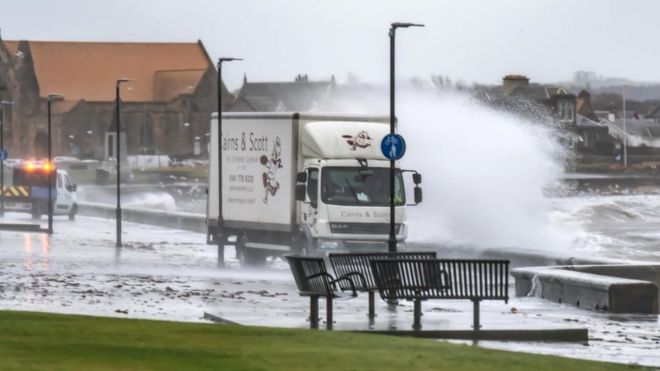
[3,160,78,220]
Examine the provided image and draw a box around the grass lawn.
[0,311,643,371]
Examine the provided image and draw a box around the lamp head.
[116,78,134,87]
[218,57,243,63]
[48,93,64,102]
[391,22,425,29]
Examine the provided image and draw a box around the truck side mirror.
[296,172,307,183]
[295,184,307,202]
[414,187,422,204]
[412,173,422,185]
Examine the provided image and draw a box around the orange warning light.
[24,161,35,172]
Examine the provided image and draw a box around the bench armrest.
[305,272,335,293]
[331,276,358,297]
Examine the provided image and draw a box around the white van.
[54,169,78,220]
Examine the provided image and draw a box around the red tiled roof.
[11,40,212,102]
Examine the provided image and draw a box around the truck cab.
[294,121,421,253]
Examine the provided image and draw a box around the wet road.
[0,212,658,367]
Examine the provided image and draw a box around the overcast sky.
[0,0,657,90]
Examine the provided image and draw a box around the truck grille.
[329,223,401,235]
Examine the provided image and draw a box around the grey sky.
[0,0,657,90]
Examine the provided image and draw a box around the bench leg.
[326,297,333,330]
[472,299,481,340]
[413,299,422,331]
[368,291,375,320]
[310,296,319,329]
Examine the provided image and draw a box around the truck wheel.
[31,203,43,220]
[235,234,267,266]
[235,234,246,261]
[243,249,268,266]
[68,204,78,221]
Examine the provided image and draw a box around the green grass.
[0,311,642,371]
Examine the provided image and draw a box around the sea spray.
[396,91,578,251]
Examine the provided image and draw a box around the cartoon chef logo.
[260,136,283,204]
[342,130,371,150]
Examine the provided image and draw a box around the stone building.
[229,74,335,112]
[0,37,231,160]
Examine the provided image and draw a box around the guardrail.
[77,202,206,233]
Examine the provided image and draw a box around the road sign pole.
[381,133,406,253]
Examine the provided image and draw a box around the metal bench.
[371,258,509,332]
[328,251,437,320]
[286,255,357,329]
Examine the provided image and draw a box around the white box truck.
[206,112,422,264]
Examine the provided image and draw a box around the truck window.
[307,168,318,207]
[322,167,404,206]
[64,174,73,188]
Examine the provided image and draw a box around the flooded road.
[1,193,660,367]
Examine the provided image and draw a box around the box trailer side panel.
[210,115,297,232]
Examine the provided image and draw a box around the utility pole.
[0,100,13,218]
[388,22,423,253]
[623,90,627,168]
[47,94,64,234]
[115,78,133,248]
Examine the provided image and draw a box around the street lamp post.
[115,78,133,248]
[0,100,14,218]
[388,22,423,253]
[216,57,242,267]
[622,90,628,168]
[47,94,64,234]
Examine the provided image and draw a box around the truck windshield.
[321,167,404,206]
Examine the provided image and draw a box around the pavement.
[0,213,658,367]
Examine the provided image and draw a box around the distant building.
[0,37,231,159]
[575,90,616,154]
[476,75,577,126]
[474,75,579,149]
[229,74,335,112]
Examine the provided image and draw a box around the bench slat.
[371,259,509,301]
[329,252,437,292]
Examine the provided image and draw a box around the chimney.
[502,75,529,96]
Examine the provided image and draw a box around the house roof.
[51,100,83,114]
[2,40,19,62]
[8,40,213,102]
[611,118,659,138]
[576,114,606,129]
[231,80,334,112]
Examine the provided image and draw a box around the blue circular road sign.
[0,149,7,161]
[381,133,406,160]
